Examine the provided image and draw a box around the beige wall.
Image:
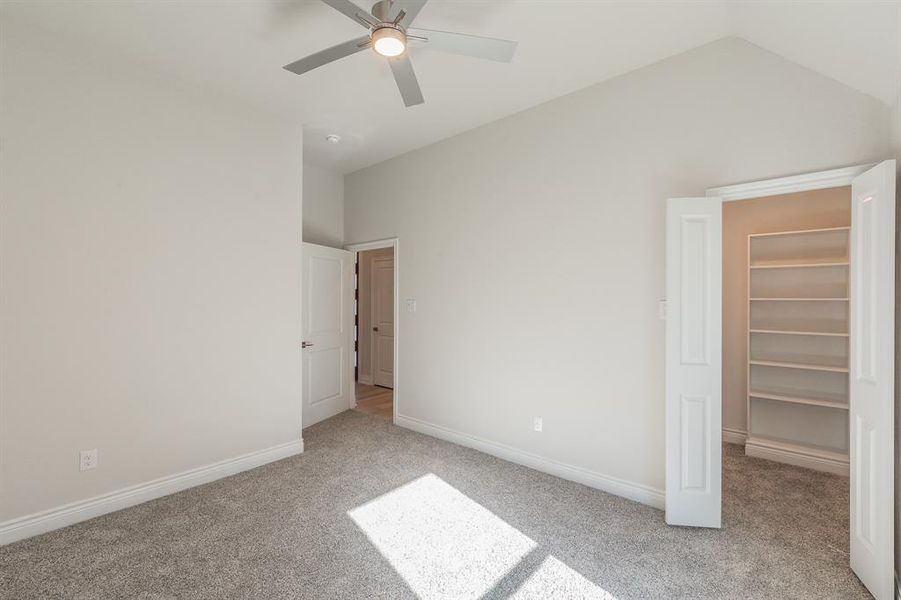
[345,38,889,502]
[722,188,851,434]
[303,164,344,248]
[0,15,303,523]
[357,247,394,384]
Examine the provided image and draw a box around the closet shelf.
[749,260,848,270]
[750,297,848,302]
[749,327,847,337]
[749,358,849,373]
[749,390,848,410]
[748,226,850,239]
[750,318,847,336]
[745,225,850,471]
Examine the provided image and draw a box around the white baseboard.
[722,427,747,445]
[0,438,304,546]
[394,414,665,510]
[745,437,848,476]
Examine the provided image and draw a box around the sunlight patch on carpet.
[510,555,617,599]
[348,473,536,598]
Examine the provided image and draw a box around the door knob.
[301,341,314,348]
[373,327,378,332]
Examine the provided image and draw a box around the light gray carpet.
[0,411,869,599]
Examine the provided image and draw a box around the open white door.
[301,242,354,428]
[665,197,722,528]
[848,160,895,600]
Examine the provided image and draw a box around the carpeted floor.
[0,411,868,599]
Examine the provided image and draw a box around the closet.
[720,186,852,476]
[744,227,849,471]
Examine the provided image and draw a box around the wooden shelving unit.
[745,226,850,474]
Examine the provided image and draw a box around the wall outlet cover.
[533,417,543,432]
[79,449,98,471]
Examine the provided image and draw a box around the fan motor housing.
[370,0,395,23]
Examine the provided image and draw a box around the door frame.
[706,163,876,469]
[667,160,894,582]
[345,238,400,423]
[705,164,875,202]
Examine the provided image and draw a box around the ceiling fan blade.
[283,36,371,75]
[390,0,429,27]
[321,0,373,27]
[408,28,517,62]
[388,55,424,107]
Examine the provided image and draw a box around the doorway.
[723,188,851,472]
[664,162,896,600]
[720,188,854,592]
[346,239,398,423]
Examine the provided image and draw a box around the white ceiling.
[6,1,901,174]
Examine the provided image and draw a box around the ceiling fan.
[283,0,518,107]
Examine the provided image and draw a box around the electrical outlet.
[533,417,543,432]
[79,449,98,472]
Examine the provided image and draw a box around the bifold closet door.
[665,197,722,528]
[848,160,895,600]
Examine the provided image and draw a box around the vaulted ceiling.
[5,1,900,173]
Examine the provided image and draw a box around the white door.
[372,256,394,388]
[302,242,354,428]
[665,197,723,528]
[848,160,895,600]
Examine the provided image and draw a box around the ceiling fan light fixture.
[371,26,406,57]
[283,0,519,109]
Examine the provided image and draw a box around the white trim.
[706,164,875,201]
[744,437,848,476]
[395,414,665,510]
[345,238,399,253]
[345,238,399,423]
[0,439,304,546]
[722,427,747,445]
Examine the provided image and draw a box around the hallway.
[354,383,393,422]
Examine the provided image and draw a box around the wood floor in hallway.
[354,382,393,422]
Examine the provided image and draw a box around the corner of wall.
[302,163,346,249]
[893,90,901,590]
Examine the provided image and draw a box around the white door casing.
[301,243,354,428]
[372,256,395,389]
[665,197,723,528]
[848,160,895,600]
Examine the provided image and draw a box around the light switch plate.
[406,299,417,312]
